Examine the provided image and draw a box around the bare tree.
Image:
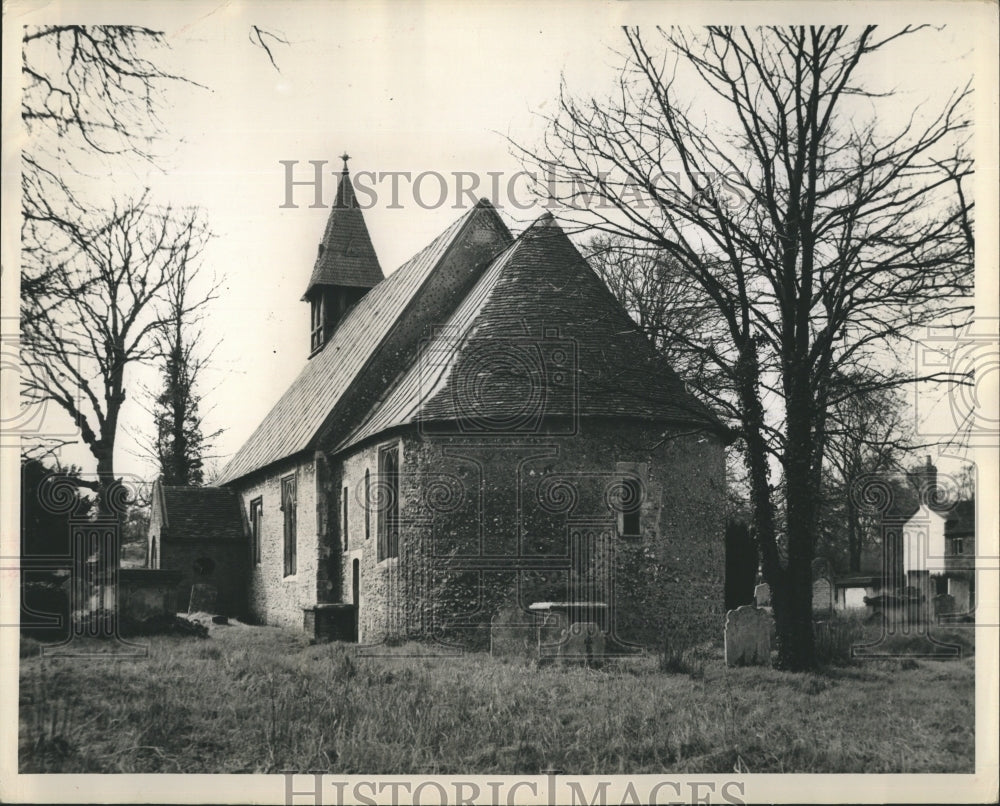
[585,234,733,411]
[953,462,976,502]
[21,25,199,322]
[249,25,290,73]
[20,193,211,510]
[517,26,973,669]
[20,24,211,490]
[820,376,915,573]
[21,25,192,162]
[18,25,216,634]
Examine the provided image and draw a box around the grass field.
[19,620,975,774]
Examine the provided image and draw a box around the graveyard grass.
[19,620,975,774]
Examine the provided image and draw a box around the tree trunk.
[93,447,122,635]
[847,494,861,573]
[778,381,818,670]
[733,338,814,665]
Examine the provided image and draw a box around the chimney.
[911,455,938,498]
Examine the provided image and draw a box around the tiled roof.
[338,213,726,452]
[303,169,384,295]
[945,498,975,536]
[215,201,509,484]
[884,474,953,521]
[158,484,245,541]
[884,477,922,521]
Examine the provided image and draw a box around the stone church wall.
[333,419,726,648]
[235,455,319,629]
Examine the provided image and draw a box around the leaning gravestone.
[188,583,218,615]
[557,621,606,663]
[724,605,772,667]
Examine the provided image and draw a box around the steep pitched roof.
[883,474,952,521]
[303,167,384,296]
[338,213,726,452]
[884,476,922,521]
[216,201,510,484]
[156,483,245,541]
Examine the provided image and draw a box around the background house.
[832,458,976,621]
[943,498,976,613]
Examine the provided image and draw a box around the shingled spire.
[304,155,384,356]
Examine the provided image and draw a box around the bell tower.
[303,153,384,356]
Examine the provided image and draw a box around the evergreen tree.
[151,251,219,486]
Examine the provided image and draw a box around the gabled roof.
[216,200,510,485]
[338,213,726,452]
[884,474,951,522]
[884,476,923,521]
[154,482,245,541]
[303,167,384,296]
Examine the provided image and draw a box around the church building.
[150,159,730,648]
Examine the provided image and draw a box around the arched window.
[378,444,400,560]
[282,475,297,576]
[364,469,371,540]
[342,485,349,551]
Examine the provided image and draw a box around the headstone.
[753,582,771,608]
[933,593,956,621]
[556,621,606,662]
[724,605,772,667]
[812,577,833,612]
[490,605,538,658]
[811,557,832,581]
[536,610,569,658]
[188,583,218,615]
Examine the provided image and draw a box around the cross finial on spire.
[340,152,351,172]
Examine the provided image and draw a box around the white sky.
[1,1,995,485]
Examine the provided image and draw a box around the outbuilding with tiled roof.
[147,481,248,617]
